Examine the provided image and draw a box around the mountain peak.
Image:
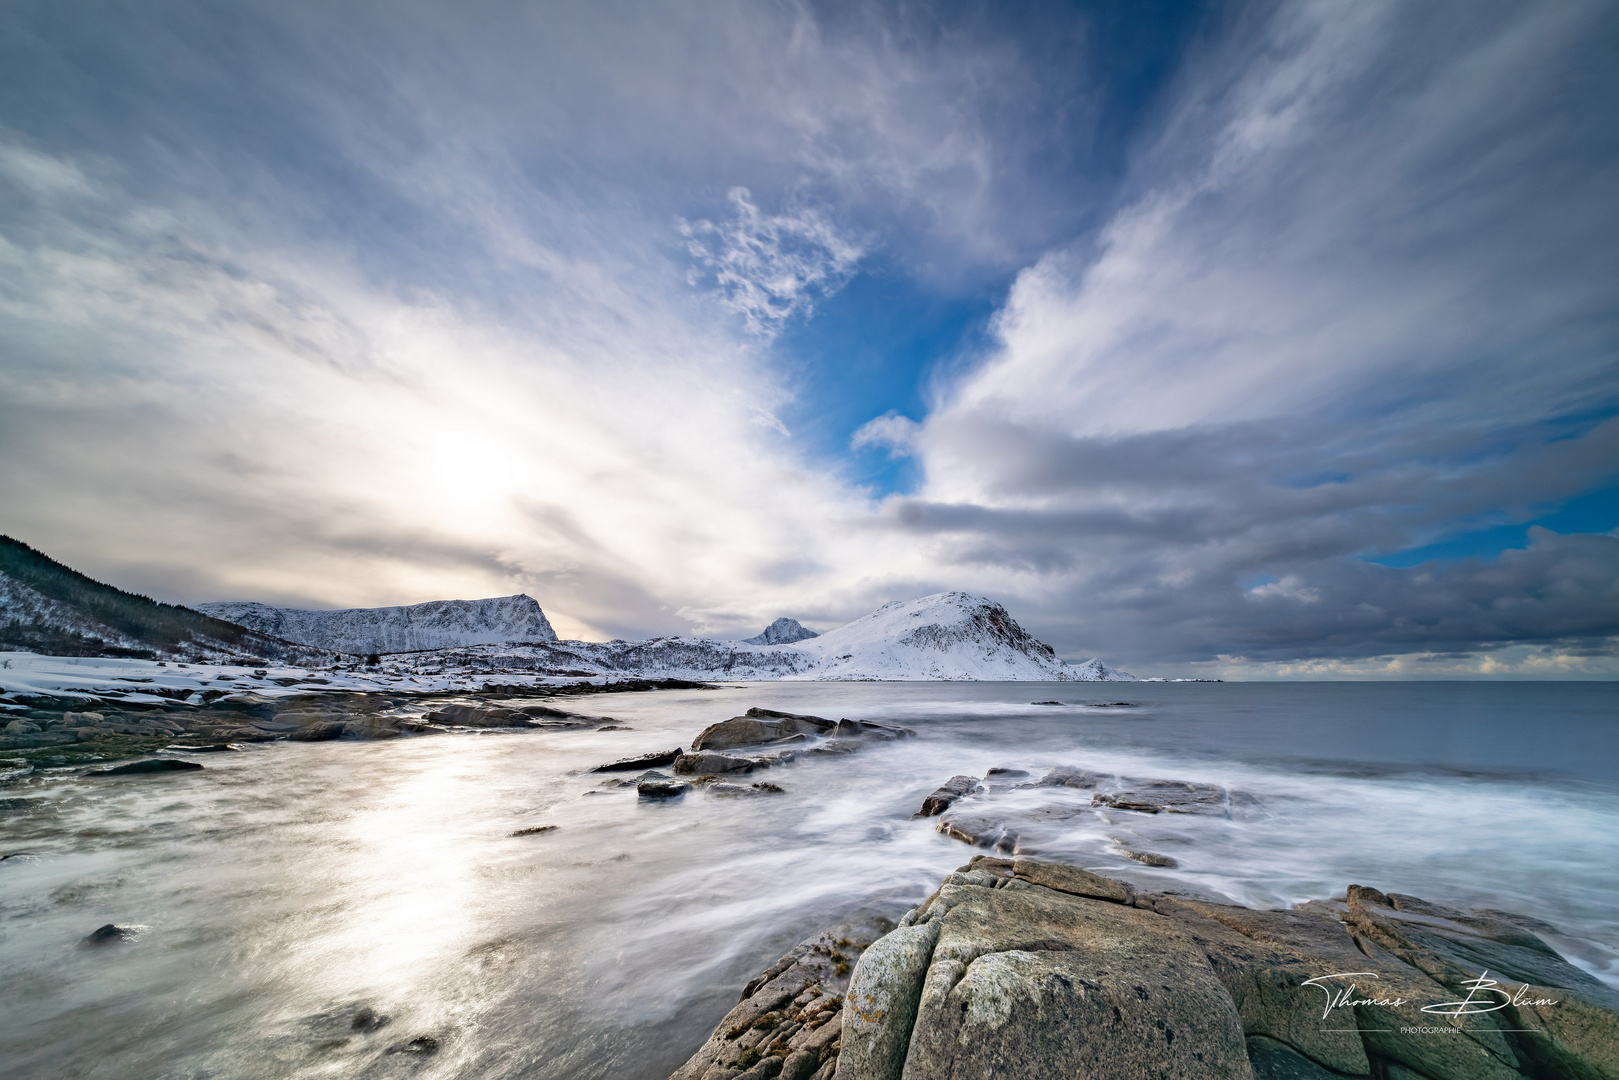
[743,617,819,645]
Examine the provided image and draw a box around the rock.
[692,710,833,752]
[674,751,757,776]
[88,759,203,775]
[4,720,39,734]
[593,748,684,772]
[1032,765,1107,789]
[670,862,1619,1080]
[638,776,691,799]
[899,878,1251,1078]
[837,920,941,1080]
[1011,858,1133,904]
[426,703,525,727]
[351,1006,390,1032]
[288,721,345,742]
[984,767,1029,779]
[669,917,891,1080]
[1092,793,1163,813]
[84,923,144,944]
[510,825,558,836]
[915,776,978,818]
[1342,884,1619,1079]
[392,1035,439,1054]
[709,781,788,797]
[746,707,837,730]
[1246,1035,1343,1079]
[1030,701,1063,706]
[1120,848,1178,867]
[164,743,244,752]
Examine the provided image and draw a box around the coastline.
[671,857,1619,1080]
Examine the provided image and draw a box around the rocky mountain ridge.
[196,595,558,654]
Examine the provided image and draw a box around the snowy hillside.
[196,595,558,654]
[0,535,324,663]
[742,617,819,645]
[273,592,1131,681]
[784,591,1133,681]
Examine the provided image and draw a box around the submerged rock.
[638,776,691,799]
[88,758,203,775]
[84,923,146,944]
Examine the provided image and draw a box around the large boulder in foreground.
[670,859,1619,1080]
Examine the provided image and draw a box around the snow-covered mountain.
[388,592,1135,681]
[196,595,558,654]
[785,591,1133,681]
[742,617,820,645]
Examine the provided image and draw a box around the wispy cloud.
[679,187,862,337]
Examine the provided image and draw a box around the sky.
[1,0,1616,678]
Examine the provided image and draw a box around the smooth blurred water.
[1,681,1615,1079]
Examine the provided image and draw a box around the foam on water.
[0,681,1615,1079]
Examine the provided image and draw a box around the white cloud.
[678,187,862,337]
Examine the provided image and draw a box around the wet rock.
[674,751,757,776]
[593,748,684,772]
[84,923,145,944]
[709,781,787,797]
[934,811,1022,853]
[1030,700,1062,706]
[88,758,203,775]
[1120,848,1178,867]
[163,743,244,752]
[984,767,1029,779]
[427,703,526,727]
[1091,793,1163,813]
[510,825,558,836]
[1032,765,1107,789]
[351,1006,390,1032]
[288,721,345,742]
[639,776,691,799]
[915,775,978,818]
[392,1035,439,1054]
[692,710,833,752]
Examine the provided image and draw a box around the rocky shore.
[670,858,1619,1080]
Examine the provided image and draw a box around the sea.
[1,681,1615,1079]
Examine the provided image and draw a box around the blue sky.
[1,0,1616,676]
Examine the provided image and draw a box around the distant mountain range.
[0,535,1136,680]
[196,596,558,654]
